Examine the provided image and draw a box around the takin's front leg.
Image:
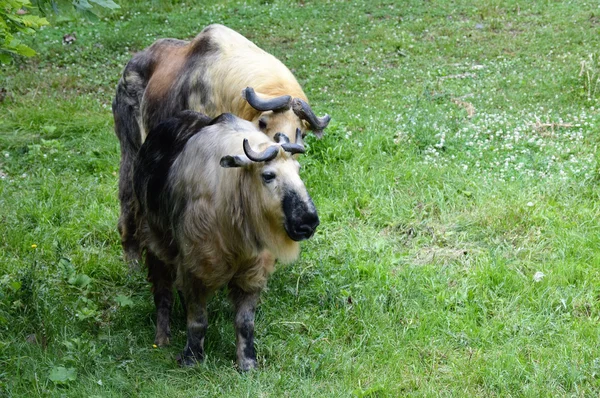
[229,285,261,371]
[178,278,210,367]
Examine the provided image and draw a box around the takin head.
[220,127,319,260]
[241,87,331,143]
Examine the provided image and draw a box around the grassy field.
[2,0,600,396]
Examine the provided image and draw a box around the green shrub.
[0,0,49,63]
[0,0,119,64]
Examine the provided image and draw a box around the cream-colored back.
[189,25,309,143]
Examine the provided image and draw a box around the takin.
[133,110,319,370]
[114,24,330,264]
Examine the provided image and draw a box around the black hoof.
[238,358,258,372]
[176,350,204,367]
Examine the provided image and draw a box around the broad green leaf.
[90,0,120,9]
[68,274,92,288]
[115,294,134,307]
[80,9,99,22]
[59,257,75,279]
[4,14,24,23]
[20,15,50,28]
[8,38,21,48]
[73,0,93,10]
[76,307,98,319]
[15,43,36,57]
[48,367,77,384]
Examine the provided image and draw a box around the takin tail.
[113,67,146,151]
[113,60,149,265]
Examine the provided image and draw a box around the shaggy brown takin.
[133,111,319,370]
[113,24,330,264]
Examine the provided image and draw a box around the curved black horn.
[281,143,306,155]
[243,139,280,162]
[273,132,290,144]
[281,128,306,155]
[291,98,331,137]
[242,87,292,112]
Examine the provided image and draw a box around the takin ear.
[220,155,250,168]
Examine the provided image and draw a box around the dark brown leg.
[179,278,210,367]
[146,251,174,346]
[177,289,187,318]
[118,146,141,265]
[229,285,260,371]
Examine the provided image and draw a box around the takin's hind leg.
[118,213,140,266]
[229,285,261,371]
[178,277,210,367]
[146,251,175,346]
[117,146,141,266]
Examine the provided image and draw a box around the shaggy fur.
[133,111,318,370]
[114,24,327,263]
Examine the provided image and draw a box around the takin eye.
[258,118,268,130]
[261,171,276,183]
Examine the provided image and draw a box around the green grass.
[2,0,600,396]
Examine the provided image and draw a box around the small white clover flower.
[533,271,545,282]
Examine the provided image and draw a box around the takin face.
[241,87,331,142]
[220,128,319,258]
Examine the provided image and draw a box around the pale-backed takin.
[133,110,319,370]
[114,23,330,264]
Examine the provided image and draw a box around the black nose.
[296,211,319,238]
[283,191,320,241]
[303,211,320,231]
